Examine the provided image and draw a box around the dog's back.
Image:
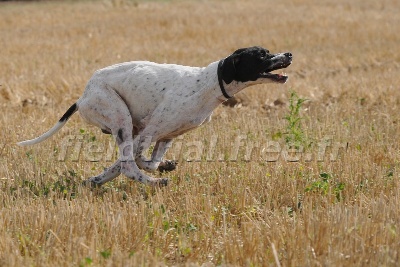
[82,61,211,125]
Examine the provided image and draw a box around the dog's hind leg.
[84,160,121,186]
[79,86,167,186]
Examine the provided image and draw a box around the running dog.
[18,46,292,186]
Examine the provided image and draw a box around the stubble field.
[1,0,400,266]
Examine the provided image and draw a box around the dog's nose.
[285,52,293,59]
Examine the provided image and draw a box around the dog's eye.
[260,52,267,59]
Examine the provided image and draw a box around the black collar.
[217,59,232,99]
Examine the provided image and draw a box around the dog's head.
[220,46,292,85]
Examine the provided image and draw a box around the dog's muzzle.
[260,52,292,83]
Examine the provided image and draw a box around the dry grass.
[1,0,400,266]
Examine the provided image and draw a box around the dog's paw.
[153,177,169,187]
[81,178,102,188]
[157,160,178,173]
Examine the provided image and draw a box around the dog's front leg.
[136,139,177,172]
[119,135,169,186]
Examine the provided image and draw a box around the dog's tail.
[17,103,78,146]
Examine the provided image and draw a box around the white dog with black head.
[18,46,292,186]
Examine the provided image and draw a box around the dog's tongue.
[265,72,288,83]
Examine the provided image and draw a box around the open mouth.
[260,72,289,83]
[259,59,292,83]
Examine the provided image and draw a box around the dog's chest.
[138,89,216,137]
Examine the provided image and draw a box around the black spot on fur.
[118,128,123,142]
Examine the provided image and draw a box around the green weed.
[284,90,308,148]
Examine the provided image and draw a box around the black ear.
[221,55,240,84]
